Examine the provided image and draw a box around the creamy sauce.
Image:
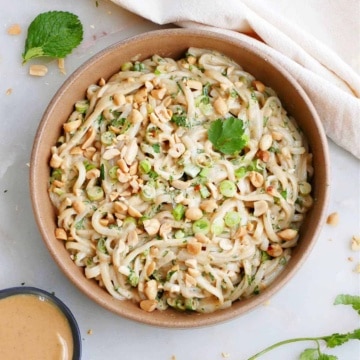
[0,294,74,360]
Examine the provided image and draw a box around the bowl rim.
[30,28,330,328]
[0,286,82,359]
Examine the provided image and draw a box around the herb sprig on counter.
[247,294,360,360]
[22,11,83,64]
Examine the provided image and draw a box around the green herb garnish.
[22,11,83,64]
[248,294,360,359]
[208,117,248,155]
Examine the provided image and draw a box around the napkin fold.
[111,0,360,158]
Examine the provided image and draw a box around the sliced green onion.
[184,297,198,311]
[100,163,105,181]
[174,230,185,239]
[123,217,137,231]
[139,159,152,174]
[141,185,156,202]
[86,186,104,201]
[121,62,133,71]
[184,163,201,178]
[211,217,225,235]
[109,166,119,179]
[172,203,186,221]
[75,100,89,114]
[101,131,116,145]
[192,218,210,234]
[235,167,247,179]
[224,211,241,227]
[219,180,237,197]
[199,184,211,199]
[128,270,139,287]
[97,237,108,254]
[199,167,210,178]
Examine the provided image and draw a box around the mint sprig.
[247,294,360,359]
[22,11,83,64]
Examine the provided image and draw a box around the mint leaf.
[208,117,247,155]
[334,294,360,315]
[22,11,83,64]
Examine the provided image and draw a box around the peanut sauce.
[0,294,74,360]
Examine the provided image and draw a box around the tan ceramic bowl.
[30,29,329,328]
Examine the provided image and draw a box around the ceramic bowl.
[30,28,330,328]
[0,286,81,359]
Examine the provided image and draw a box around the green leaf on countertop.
[334,294,360,315]
[22,11,83,64]
[247,294,360,360]
[299,348,337,360]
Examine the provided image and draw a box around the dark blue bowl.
[0,286,81,360]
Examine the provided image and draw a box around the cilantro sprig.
[247,294,360,359]
[22,11,83,64]
[208,117,248,155]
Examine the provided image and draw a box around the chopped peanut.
[326,212,339,226]
[213,96,228,116]
[249,171,264,188]
[267,243,283,257]
[252,80,265,92]
[144,279,158,300]
[277,228,298,241]
[351,235,360,251]
[58,58,66,75]
[143,218,161,235]
[7,24,21,35]
[185,207,203,221]
[187,241,202,255]
[55,228,67,240]
[29,64,48,77]
[140,299,157,312]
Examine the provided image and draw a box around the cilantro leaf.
[323,329,360,348]
[299,348,337,360]
[208,117,247,155]
[22,11,83,64]
[334,294,360,315]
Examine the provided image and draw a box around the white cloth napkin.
[111,0,360,159]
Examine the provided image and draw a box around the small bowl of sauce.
[0,286,81,360]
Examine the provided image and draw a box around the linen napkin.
[111,0,360,159]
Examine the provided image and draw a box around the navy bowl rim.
[0,286,81,360]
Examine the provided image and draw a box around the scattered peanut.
[7,24,21,35]
[326,212,339,226]
[29,64,48,77]
[351,235,360,251]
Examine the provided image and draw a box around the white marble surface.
[1,1,359,359]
